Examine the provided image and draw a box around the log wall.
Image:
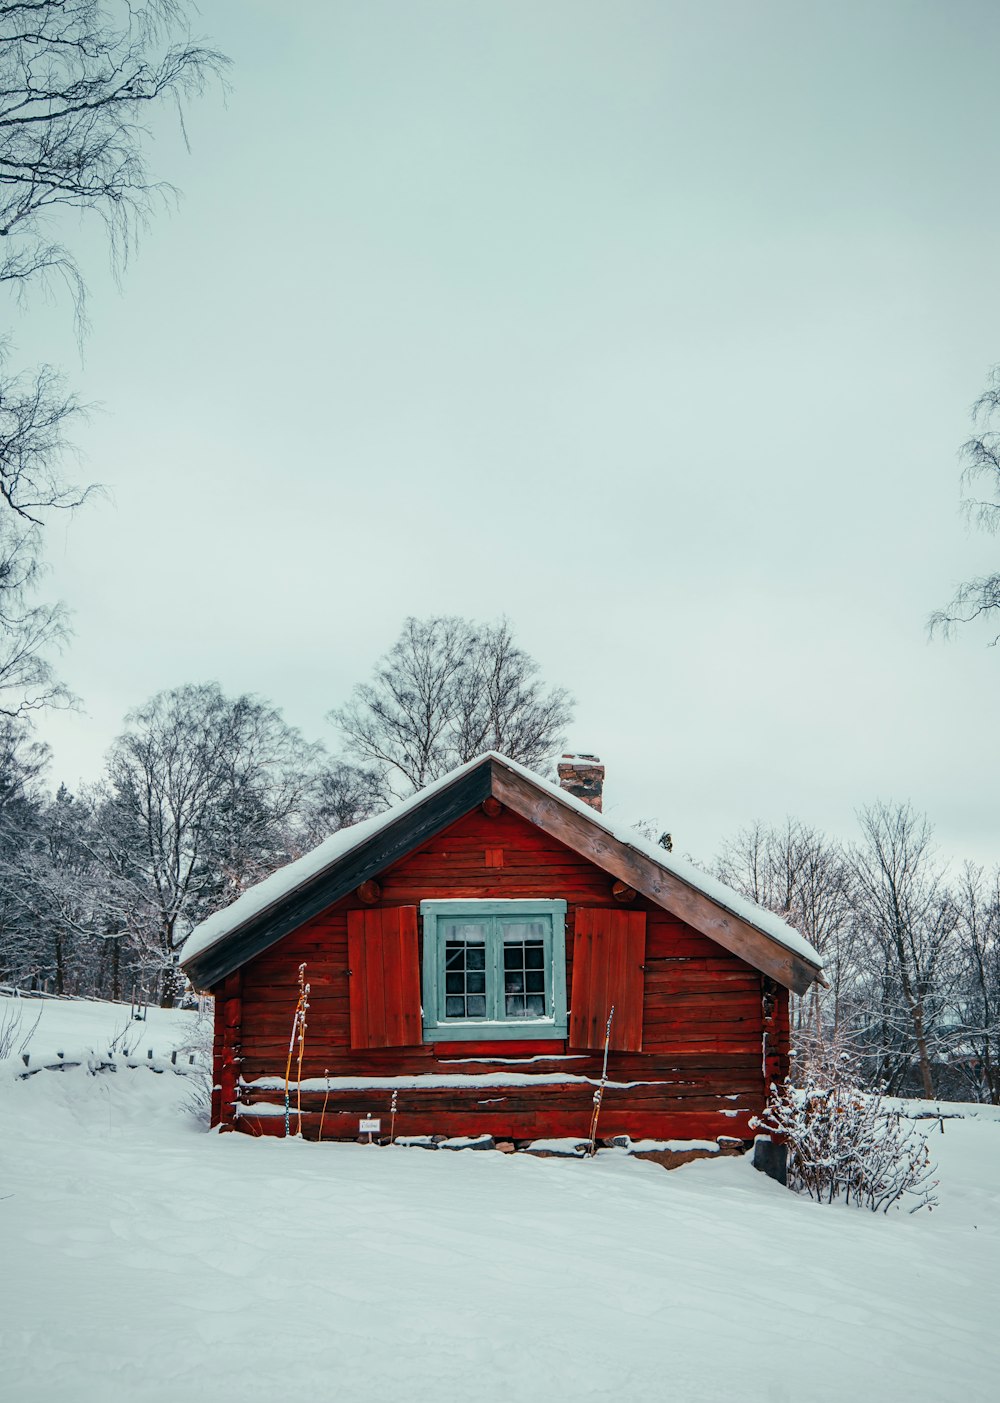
[215,805,784,1142]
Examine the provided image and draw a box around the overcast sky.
[15,0,1000,870]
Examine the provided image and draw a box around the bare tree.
[0,517,73,717]
[333,616,574,799]
[851,803,960,1099]
[952,864,1000,1104]
[0,368,82,719]
[453,619,575,767]
[296,760,383,852]
[0,783,105,994]
[95,683,322,1002]
[0,357,88,524]
[931,364,1000,642]
[0,1,228,306]
[0,3,227,717]
[716,819,858,1044]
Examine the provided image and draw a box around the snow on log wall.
[218,806,786,1141]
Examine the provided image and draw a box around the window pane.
[501,934,547,1018]
[443,938,488,1019]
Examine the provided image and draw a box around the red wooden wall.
[212,804,788,1142]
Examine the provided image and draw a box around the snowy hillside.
[0,991,203,1069]
[2,996,999,1403]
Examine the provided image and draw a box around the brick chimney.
[557,753,604,812]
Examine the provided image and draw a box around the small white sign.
[359,1117,381,1134]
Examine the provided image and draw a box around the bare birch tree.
[952,864,1000,1104]
[930,364,1000,642]
[0,1,227,716]
[333,616,574,799]
[0,1,228,306]
[851,803,960,1099]
[715,819,858,1044]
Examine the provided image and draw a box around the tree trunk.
[54,931,65,996]
[111,937,121,1003]
[910,1001,936,1100]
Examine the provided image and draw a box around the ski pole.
[295,968,310,1135]
[319,1068,331,1143]
[284,963,308,1137]
[587,1005,615,1156]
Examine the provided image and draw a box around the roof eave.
[182,758,495,990]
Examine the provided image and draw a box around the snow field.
[0,992,203,1069]
[3,999,999,1403]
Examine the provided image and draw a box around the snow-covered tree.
[950,864,1000,1104]
[94,683,323,1002]
[851,803,961,1099]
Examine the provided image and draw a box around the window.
[420,899,568,1042]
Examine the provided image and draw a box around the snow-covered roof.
[181,751,823,985]
[181,754,498,967]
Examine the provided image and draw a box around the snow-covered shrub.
[176,1000,214,1123]
[755,1046,939,1214]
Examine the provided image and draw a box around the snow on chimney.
[557,753,604,812]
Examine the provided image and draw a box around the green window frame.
[420,899,568,1043]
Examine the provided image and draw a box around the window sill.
[423,1019,569,1043]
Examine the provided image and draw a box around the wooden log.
[233,1106,758,1142]
[214,970,242,1130]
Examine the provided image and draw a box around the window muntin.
[421,900,568,1042]
[501,924,547,1017]
[444,928,487,1018]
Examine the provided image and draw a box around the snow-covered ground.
[3,996,999,1403]
[0,991,203,1069]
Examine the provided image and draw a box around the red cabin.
[181,753,824,1146]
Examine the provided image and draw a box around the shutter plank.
[395,906,423,1046]
[570,908,646,1052]
[364,908,387,1049]
[347,910,369,1048]
[348,907,421,1049]
[569,916,592,1049]
[617,910,646,1053]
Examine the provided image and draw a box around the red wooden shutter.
[569,908,646,1052]
[347,906,422,1049]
